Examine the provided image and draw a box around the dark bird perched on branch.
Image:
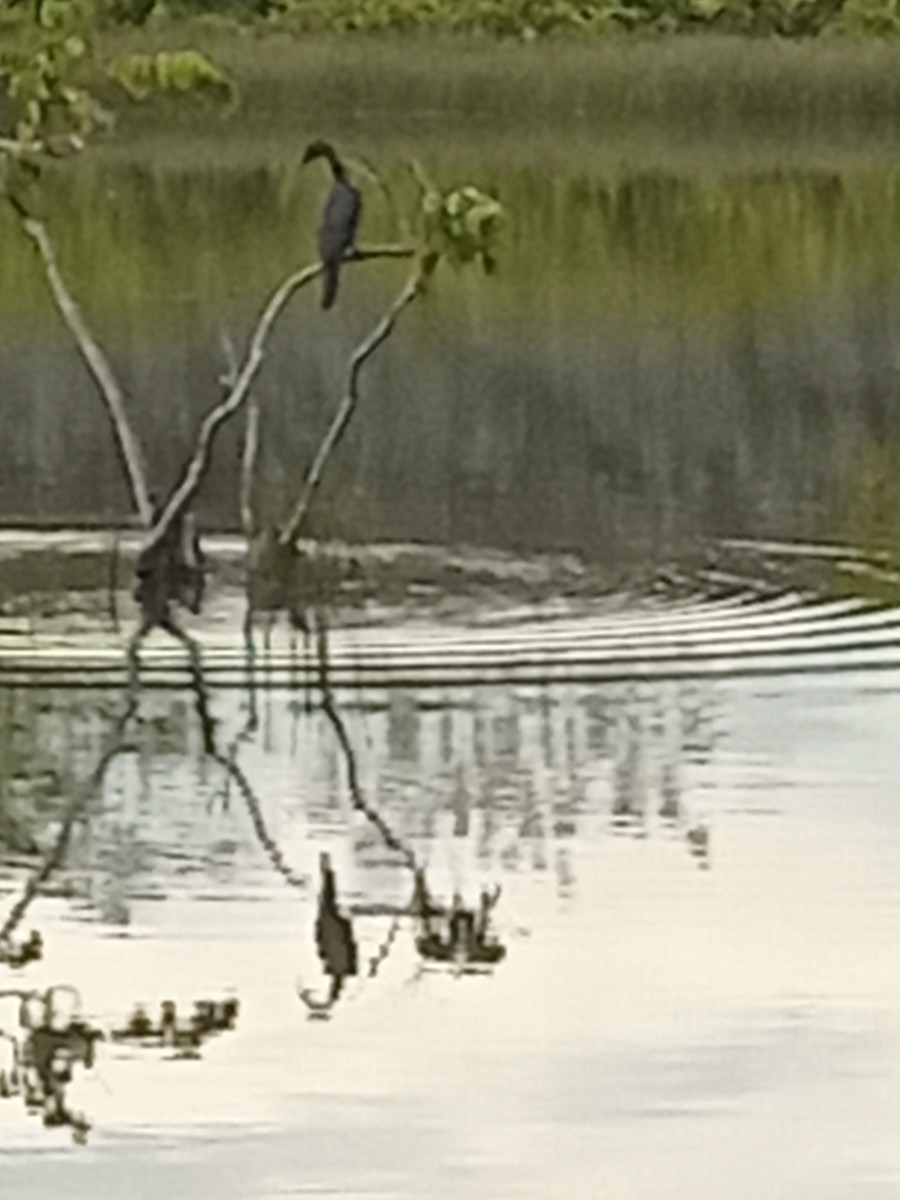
[302,139,362,311]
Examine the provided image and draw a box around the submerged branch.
[280,255,430,548]
[15,212,153,525]
[142,244,415,561]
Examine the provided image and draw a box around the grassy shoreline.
[89,30,900,169]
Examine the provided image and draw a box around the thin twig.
[15,212,153,525]
[142,245,415,561]
[279,256,428,548]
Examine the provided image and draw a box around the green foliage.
[160,0,279,18]
[103,0,158,25]
[106,49,234,101]
[0,0,111,145]
[263,0,852,37]
[839,0,900,35]
[420,180,504,274]
[0,0,234,183]
[4,0,900,39]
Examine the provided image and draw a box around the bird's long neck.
[326,149,347,182]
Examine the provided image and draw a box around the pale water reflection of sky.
[3,670,900,1198]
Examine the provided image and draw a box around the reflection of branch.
[168,613,306,890]
[279,256,430,548]
[367,916,401,978]
[161,618,216,754]
[211,748,307,890]
[313,609,418,873]
[15,212,153,525]
[0,671,141,942]
[143,245,415,561]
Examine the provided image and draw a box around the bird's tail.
[321,260,340,310]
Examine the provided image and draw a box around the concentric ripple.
[2,587,899,687]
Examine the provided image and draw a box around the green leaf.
[64,36,86,61]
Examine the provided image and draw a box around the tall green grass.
[88,31,900,171]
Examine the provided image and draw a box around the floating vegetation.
[111,996,240,1057]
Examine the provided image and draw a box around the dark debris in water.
[111,996,240,1057]
[412,874,507,971]
[0,987,240,1142]
[0,986,102,1144]
[0,929,42,969]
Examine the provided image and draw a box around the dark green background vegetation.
[51,0,900,38]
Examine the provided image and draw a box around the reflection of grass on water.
[5,158,900,332]
[7,35,900,332]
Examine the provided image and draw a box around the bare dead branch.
[219,328,260,539]
[16,214,153,525]
[279,255,430,548]
[142,244,415,562]
[240,401,261,538]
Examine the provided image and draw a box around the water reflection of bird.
[299,854,359,1017]
[302,139,362,310]
[315,853,358,977]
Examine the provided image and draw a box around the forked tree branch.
[279,254,432,548]
[142,244,415,559]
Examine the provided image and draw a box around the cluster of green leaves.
[3,0,898,39]
[0,0,233,179]
[420,183,504,275]
[3,0,897,39]
[0,0,110,146]
[260,0,873,37]
[106,49,233,100]
[839,0,900,35]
